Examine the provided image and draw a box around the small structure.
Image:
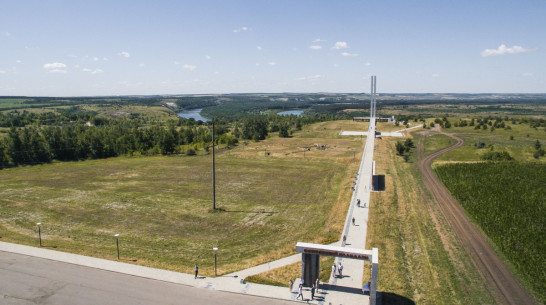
[296,242,379,305]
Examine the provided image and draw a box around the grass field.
[0,120,363,276]
[435,162,546,303]
[365,128,494,304]
[428,121,545,162]
[245,256,335,287]
[422,133,458,157]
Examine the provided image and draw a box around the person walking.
[338,262,343,277]
[357,199,361,207]
[315,278,320,293]
[194,264,199,279]
[352,217,355,225]
[311,283,315,300]
[289,279,294,292]
[332,263,337,278]
[296,284,304,300]
[342,234,346,245]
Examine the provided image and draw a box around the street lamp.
[114,234,120,260]
[213,247,218,277]
[36,223,42,247]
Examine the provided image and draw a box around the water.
[277,110,303,116]
[177,108,210,122]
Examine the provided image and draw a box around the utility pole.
[212,122,216,210]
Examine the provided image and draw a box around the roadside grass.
[245,256,335,287]
[0,120,363,277]
[365,131,494,304]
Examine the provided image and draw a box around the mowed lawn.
[0,120,365,276]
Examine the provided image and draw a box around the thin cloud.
[432,73,440,78]
[205,55,211,59]
[309,45,322,50]
[364,62,371,66]
[333,41,348,49]
[268,62,277,66]
[183,64,196,71]
[312,38,326,43]
[341,52,358,57]
[296,74,323,81]
[118,51,131,58]
[83,68,104,74]
[44,62,68,73]
[233,26,248,33]
[480,44,536,57]
[257,46,262,51]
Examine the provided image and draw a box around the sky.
[0,0,545,96]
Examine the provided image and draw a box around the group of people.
[292,278,319,301]
[332,262,344,278]
[357,198,366,208]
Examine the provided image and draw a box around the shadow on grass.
[209,208,277,215]
[121,258,138,262]
[380,292,415,305]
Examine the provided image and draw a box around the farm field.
[435,162,546,303]
[0,120,363,276]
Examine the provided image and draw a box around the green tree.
[395,141,405,156]
[279,123,290,138]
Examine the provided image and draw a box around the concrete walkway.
[320,118,376,305]
[0,241,299,303]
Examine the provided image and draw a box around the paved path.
[0,250,294,305]
[319,118,377,305]
[0,242,301,304]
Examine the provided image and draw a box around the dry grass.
[0,120,364,277]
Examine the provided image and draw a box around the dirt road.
[416,129,536,305]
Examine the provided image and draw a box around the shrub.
[480,151,513,161]
[186,148,196,156]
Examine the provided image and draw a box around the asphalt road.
[0,251,294,305]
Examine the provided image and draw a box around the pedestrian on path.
[289,280,293,292]
[315,278,320,293]
[352,217,355,225]
[332,264,336,278]
[338,262,343,277]
[311,283,315,300]
[342,234,346,245]
[296,285,303,300]
[357,199,361,207]
[194,264,198,279]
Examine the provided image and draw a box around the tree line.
[0,113,330,169]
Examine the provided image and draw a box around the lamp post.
[212,122,216,210]
[114,234,120,260]
[36,223,42,247]
[213,247,218,277]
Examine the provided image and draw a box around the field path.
[416,128,536,305]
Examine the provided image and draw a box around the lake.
[277,110,303,116]
[177,108,210,122]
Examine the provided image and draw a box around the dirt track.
[416,129,536,305]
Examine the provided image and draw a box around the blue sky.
[0,0,544,96]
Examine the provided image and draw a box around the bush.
[186,148,196,156]
[480,151,513,161]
